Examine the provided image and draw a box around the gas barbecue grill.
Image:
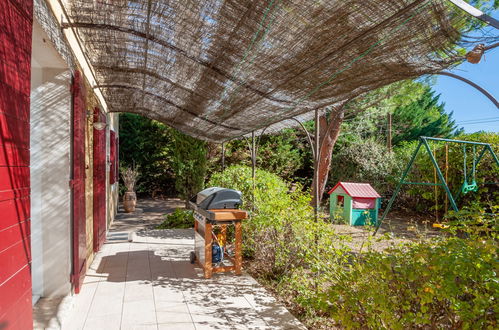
[189,187,248,278]
[190,187,242,211]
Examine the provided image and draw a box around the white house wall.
[107,113,119,226]
[30,20,72,299]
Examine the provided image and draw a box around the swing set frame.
[374,136,499,235]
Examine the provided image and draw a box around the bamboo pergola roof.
[63,0,477,142]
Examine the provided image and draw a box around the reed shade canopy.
[64,0,480,142]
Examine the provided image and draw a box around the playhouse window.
[352,198,375,209]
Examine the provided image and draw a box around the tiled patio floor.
[37,200,305,330]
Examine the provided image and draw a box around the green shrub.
[208,165,326,277]
[275,207,499,329]
[329,138,402,195]
[156,209,194,229]
[255,131,304,181]
[319,236,498,329]
[209,166,498,329]
[171,130,207,206]
[209,129,311,184]
[444,203,499,240]
[119,113,177,197]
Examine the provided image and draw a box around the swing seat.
[460,180,478,194]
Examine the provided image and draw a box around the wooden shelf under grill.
[205,209,248,221]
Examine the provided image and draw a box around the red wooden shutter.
[115,135,119,183]
[0,1,33,328]
[71,70,87,294]
[109,130,116,184]
[93,108,106,252]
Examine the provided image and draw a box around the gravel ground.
[331,212,445,252]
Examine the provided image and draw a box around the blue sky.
[432,48,498,133]
[432,8,498,133]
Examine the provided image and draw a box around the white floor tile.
[44,224,304,330]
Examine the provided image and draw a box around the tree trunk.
[311,109,345,206]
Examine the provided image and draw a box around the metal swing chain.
[444,143,449,213]
[433,144,438,222]
[472,145,476,183]
[463,145,467,183]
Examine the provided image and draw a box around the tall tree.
[311,80,462,205]
[311,80,416,205]
[391,87,462,146]
[170,130,208,206]
[311,104,347,207]
[308,0,499,204]
[119,113,175,196]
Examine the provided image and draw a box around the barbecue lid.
[195,187,225,205]
[191,187,242,210]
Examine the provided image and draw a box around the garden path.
[35,199,305,330]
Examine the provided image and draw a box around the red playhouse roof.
[327,182,381,198]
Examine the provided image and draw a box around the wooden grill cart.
[189,187,248,279]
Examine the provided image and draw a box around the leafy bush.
[208,165,322,276]
[209,130,307,183]
[319,236,498,329]
[171,130,208,206]
[210,166,498,329]
[329,138,402,195]
[156,209,194,229]
[255,131,304,181]
[119,113,209,200]
[444,203,498,240]
[119,113,176,197]
[275,217,498,329]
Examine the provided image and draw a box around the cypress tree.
[392,87,462,146]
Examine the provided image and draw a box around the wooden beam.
[207,210,249,221]
[47,0,108,111]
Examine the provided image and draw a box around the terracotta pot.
[123,191,137,213]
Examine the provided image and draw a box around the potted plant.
[121,166,139,213]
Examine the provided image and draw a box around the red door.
[71,71,86,293]
[93,108,106,252]
[0,0,33,329]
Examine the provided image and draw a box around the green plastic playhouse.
[328,182,381,226]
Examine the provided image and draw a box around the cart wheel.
[189,251,196,264]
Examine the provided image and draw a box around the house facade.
[0,0,119,328]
